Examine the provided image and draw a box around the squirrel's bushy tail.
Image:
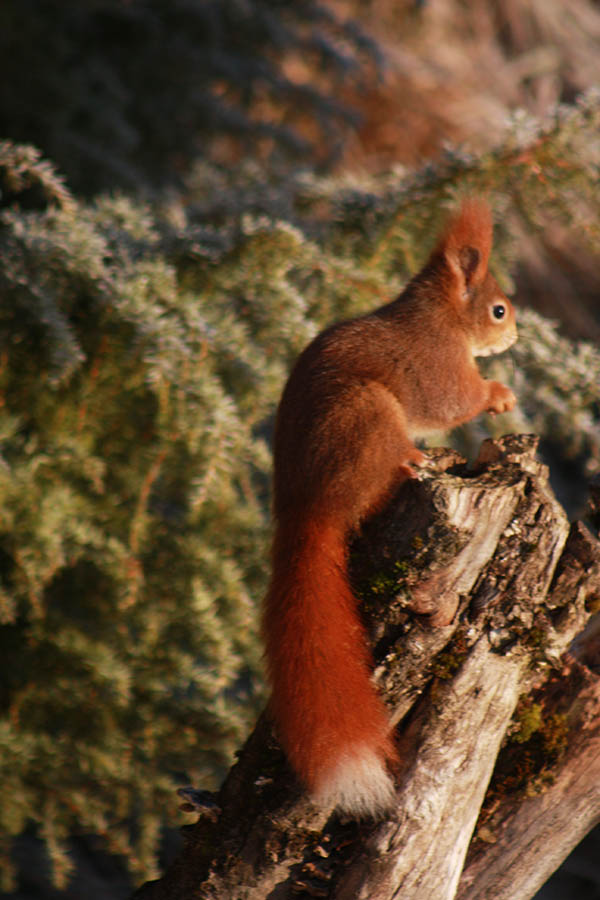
[262,514,396,817]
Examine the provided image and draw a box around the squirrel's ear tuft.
[437,197,493,291]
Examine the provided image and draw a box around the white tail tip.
[313,745,396,818]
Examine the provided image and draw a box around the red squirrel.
[262,198,517,817]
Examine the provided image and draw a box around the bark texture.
[134,434,600,900]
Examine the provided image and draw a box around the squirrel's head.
[434,197,517,357]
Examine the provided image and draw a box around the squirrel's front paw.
[397,447,426,480]
[407,447,426,466]
[487,382,516,415]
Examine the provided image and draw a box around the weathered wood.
[332,639,524,900]
[133,434,600,900]
[457,522,600,900]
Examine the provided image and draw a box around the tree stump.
[134,434,600,900]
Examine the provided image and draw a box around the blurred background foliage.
[0,0,380,195]
[0,1,599,897]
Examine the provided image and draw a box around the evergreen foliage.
[0,144,296,888]
[0,0,379,195]
[0,90,599,891]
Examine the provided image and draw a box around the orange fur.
[262,198,517,816]
[263,514,395,805]
[435,196,493,284]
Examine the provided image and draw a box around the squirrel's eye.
[492,303,506,320]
